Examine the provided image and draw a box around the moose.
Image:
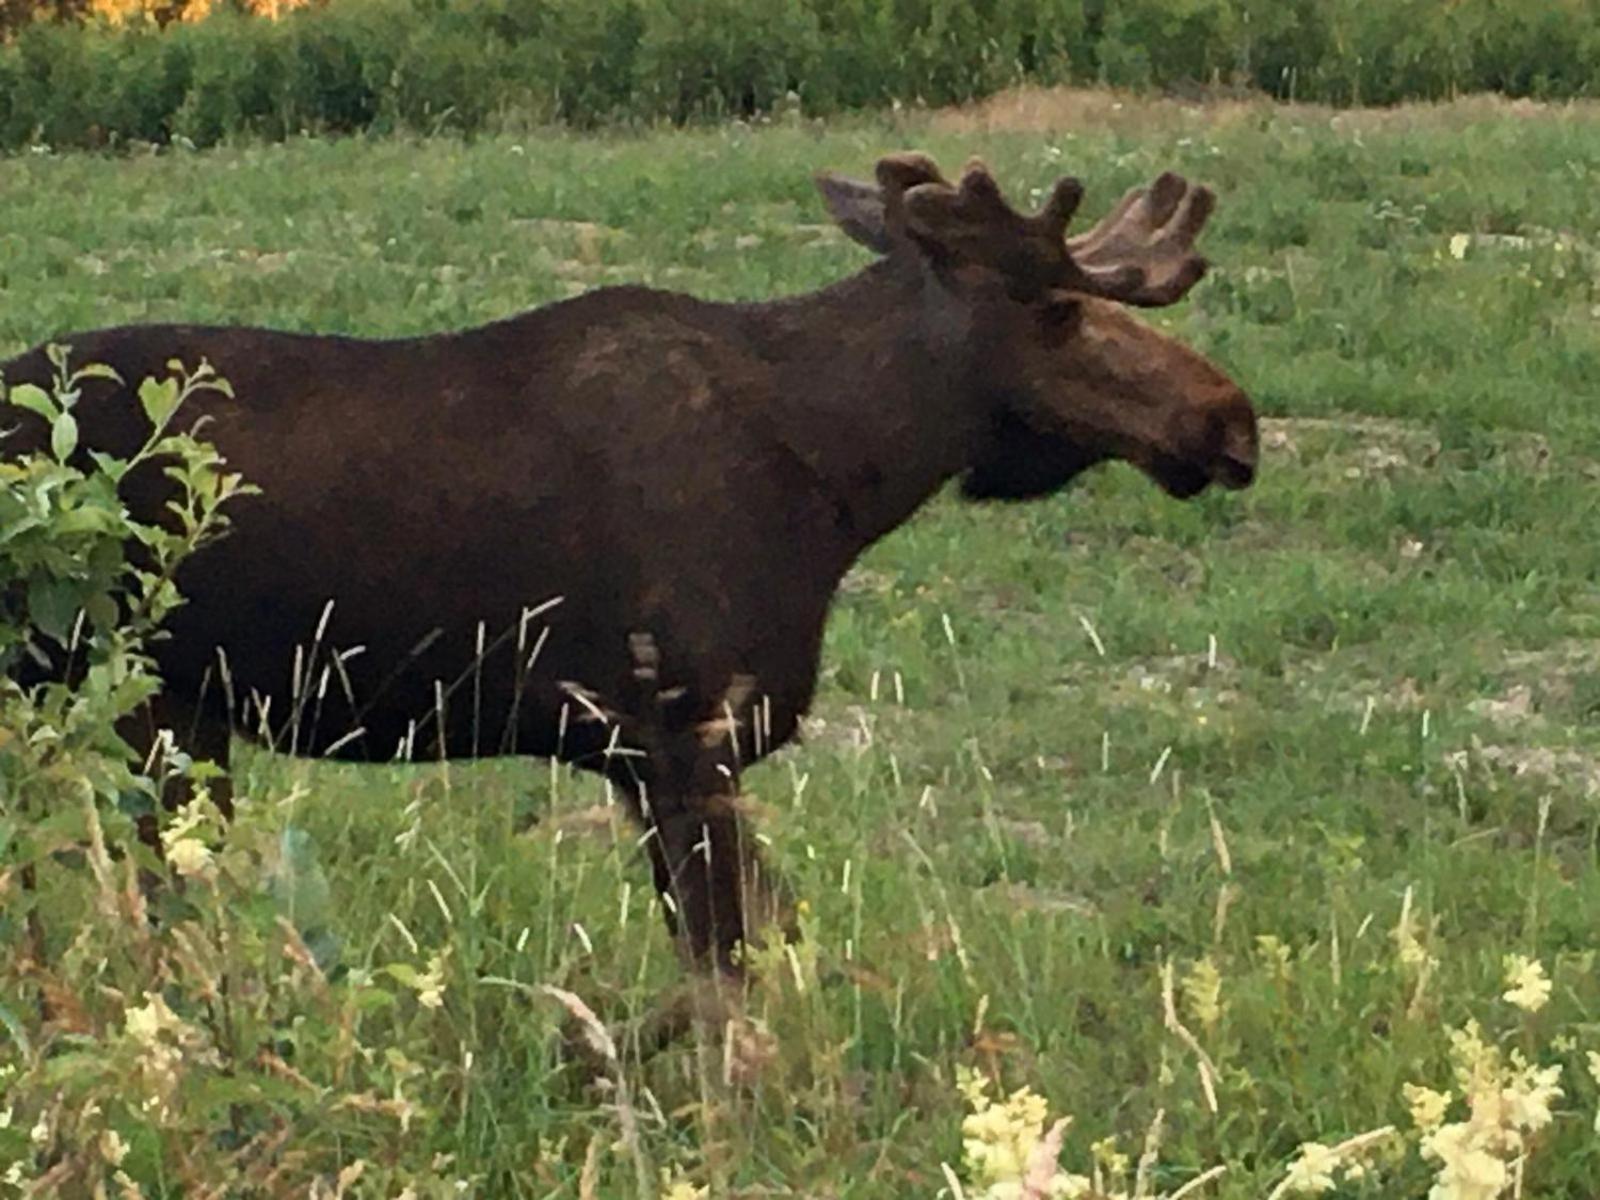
[1,151,1257,976]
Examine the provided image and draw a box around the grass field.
[4,89,1600,1196]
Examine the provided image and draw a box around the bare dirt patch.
[1262,415,1558,480]
[1261,415,1441,480]
[1444,739,1600,799]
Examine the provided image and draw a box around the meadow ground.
[3,89,1600,1196]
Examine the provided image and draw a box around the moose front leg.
[613,634,797,975]
[638,774,799,976]
[644,790,765,973]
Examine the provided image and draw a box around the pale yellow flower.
[957,1064,992,1108]
[1281,1141,1339,1194]
[1403,1083,1454,1132]
[164,836,214,879]
[1449,233,1471,260]
[1502,954,1551,1013]
[1420,1123,1507,1200]
[659,1173,706,1200]
[1182,956,1225,1028]
[100,1129,129,1166]
[1392,891,1438,973]
[1256,935,1293,980]
[958,1076,1085,1199]
[1447,1021,1498,1095]
[1500,1056,1561,1133]
[1090,1135,1129,1178]
[1415,1021,1565,1199]
[414,953,447,1010]
[124,992,177,1044]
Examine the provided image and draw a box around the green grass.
[5,93,1600,1196]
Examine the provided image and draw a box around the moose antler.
[906,158,1215,306]
[824,153,1215,307]
[1060,171,1215,307]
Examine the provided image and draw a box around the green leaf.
[87,449,129,483]
[7,383,56,422]
[50,411,78,461]
[71,362,123,385]
[138,376,181,428]
[0,1001,33,1059]
[381,962,424,988]
[27,576,80,644]
[84,592,119,631]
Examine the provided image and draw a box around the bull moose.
[1,152,1258,975]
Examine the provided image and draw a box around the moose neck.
[745,257,988,560]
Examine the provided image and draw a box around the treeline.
[2,0,1598,151]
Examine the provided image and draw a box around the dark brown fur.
[1,153,1258,972]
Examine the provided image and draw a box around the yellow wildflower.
[1499,1054,1561,1133]
[100,1129,129,1166]
[414,953,447,1010]
[1502,954,1552,1013]
[1181,956,1225,1028]
[124,992,178,1044]
[1392,888,1437,973]
[1256,935,1293,980]
[958,1076,1086,1199]
[1402,1083,1453,1131]
[1420,1122,1507,1200]
[164,836,214,879]
[659,1169,706,1200]
[1090,1135,1129,1179]
[1281,1141,1339,1194]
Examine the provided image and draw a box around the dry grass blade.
[940,1161,968,1200]
[579,1135,601,1200]
[1166,1164,1227,1198]
[1160,961,1220,1114]
[1132,1107,1164,1198]
[1263,1127,1396,1200]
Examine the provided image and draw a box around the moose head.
[816,152,1258,505]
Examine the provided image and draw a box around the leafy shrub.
[3,0,1600,151]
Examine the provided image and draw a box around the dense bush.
[0,0,1598,150]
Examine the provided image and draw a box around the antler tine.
[874,151,951,196]
[873,151,956,242]
[1063,171,1217,308]
[1030,175,1085,240]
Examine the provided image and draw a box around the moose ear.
[814,172,894,254]
[816,152,952,255]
